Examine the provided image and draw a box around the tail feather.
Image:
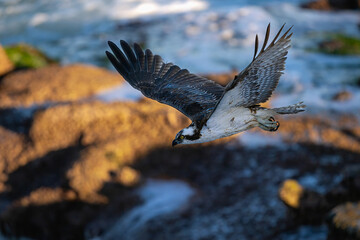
[272,102,306,114]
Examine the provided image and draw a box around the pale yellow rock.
[279,179,304,208]
[117,166,141,187]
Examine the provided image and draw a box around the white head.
[172,123,201,146]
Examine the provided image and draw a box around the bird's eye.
[180,135,185,140]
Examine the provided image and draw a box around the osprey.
[106,24,305,146]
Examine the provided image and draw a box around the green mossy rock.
[318,34,360,55]
[4,44,57,69]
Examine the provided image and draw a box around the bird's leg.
[248,105,260,114]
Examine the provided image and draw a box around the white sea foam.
[97,179,195,240]
[0,0,208,40]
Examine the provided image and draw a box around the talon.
[270,121,280,132]
[269,117,275,122]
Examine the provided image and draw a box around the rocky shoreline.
[1,46,360,239]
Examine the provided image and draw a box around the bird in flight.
[106,23,305,146]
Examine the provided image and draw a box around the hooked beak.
[172,139,179,147]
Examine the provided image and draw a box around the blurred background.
[0,0,360,239]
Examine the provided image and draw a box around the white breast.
[199,107,258,143]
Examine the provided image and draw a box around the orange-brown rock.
[202,70,237,86]
[0,45,14,76]
[0,127,27,190]
[26,99,188,201]
[0,64,122,108]
[113,166,141,187]
[302,0,332,9]
[328,202,360,239]
[15,187,77,207]
[30,99,189,153]
[277,115,360,153]
[64,101,189,200]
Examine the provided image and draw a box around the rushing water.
[92,179,195,240]
[1,0,359,114]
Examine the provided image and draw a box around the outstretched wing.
[209,23,292,118]
[106,41,224,122]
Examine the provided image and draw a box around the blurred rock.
[297,189,330,224]
[317,34,360,55]
[326,165,360,205]
[1,189,102,240]
[24,99,188,201]
[0,45,14,76]
[0,99,188,201]
[16,187,76,207]
[302,0,332,9]
[279,179,304,208]
[0,64,122,108]
[278,115,360,153]
[0,127,26,191]
[302,0,360,10]
[328,202,360,240]
[329,0,360,9]
[279,179,329,224]
[278,165,360,231]
[30,99,189,156]
[62,100,189,201]
[113,166,141,187]
[202,70,237,86]
[3,43,56,69]
[332,90,352,101]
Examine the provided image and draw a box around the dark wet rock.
[326,164,360,206]
[0,45,14,76]
[279,164,360,234]
[302,0,360,10]
[327,202,360,240]
[114,142,360,240]
[0,64,122,108]
[0,106,39,134]
[1,188,102,240]
[279,179,329,224]
[328,0,360,9]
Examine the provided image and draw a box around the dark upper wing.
[209,24,292,117]
[106,40,224,122]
